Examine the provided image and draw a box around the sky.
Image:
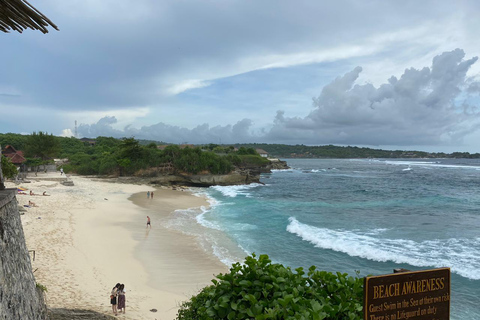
[2,0,480,153]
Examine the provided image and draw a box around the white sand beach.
[8,173,227,319]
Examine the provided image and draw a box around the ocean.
[166,158,480,319]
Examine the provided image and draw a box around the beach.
[9,174,227,319]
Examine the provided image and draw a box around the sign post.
[364,268,450,320]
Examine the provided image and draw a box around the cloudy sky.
[2,0,480,152]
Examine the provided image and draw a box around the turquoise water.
[170,159,480,319]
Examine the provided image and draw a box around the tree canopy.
[24,131,60,161]
[1,155,18,179]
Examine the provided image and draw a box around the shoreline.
[10,174,227,319]
[128,189,227,297]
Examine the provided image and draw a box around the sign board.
[364,268,450,320]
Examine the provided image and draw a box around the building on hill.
[2,145,26,166]
[256,149,269,158]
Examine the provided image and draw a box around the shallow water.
[169,158,480,319]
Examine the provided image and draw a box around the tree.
[1,155,18,179]
[119,138,142,160]
[147,142,158,149]
[24,131,60,160]
[25,157,43,175]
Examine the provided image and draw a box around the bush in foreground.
[176,254,363,320]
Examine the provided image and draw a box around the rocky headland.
[99,159,289,187]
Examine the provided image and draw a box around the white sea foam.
[211,183,264,198]
[383,160,480,170]
[286,217,480,280]
[271,168,294,172]
[195,207,223,231]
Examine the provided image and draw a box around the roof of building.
[1,0,59,33]
[255,149,268,154]
[2,145,17,154]
[5,152,26,164]
[2,145,26,164]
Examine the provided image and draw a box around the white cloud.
[60,129,74,137]
[267,49,480,147]
[164,79,212,95]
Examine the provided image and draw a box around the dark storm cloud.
[1,0,462,111]
[78,49,480,146]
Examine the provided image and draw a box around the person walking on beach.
[111,283,120,316]
[151,191,154,199]
[147,216,151,227]
[117,284,126,314]
[60,168,64,175]
[147,191,150,198]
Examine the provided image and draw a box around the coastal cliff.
[113,159,290,187]
[129,159,289,187]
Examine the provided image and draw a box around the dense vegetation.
[1,155,17,179]
[4,132,479,178]
[235,143,480,159]
[176,254,363,320]
[0,133,266,176]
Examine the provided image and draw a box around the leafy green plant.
[1,155,18,179]
[36,282,47,292]
[176,254,363,320]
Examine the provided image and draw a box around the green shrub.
[176,254,363,320]
[36,283,47,292]
[237,155,270,167]
[1,155,18,179]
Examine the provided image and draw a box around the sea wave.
[210,183,265,198]
[271,168,295,172]
[195,206,223,231]
[384,160,480,170]
[286,217,480,280]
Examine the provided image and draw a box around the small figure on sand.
[60,167,64,175]
[151,191,154,199]
[147,216,151,227]
[110,283,120,316]
[30,190,35,196]
[42,191,50,196]
[147,191,150,198]
[28,200,38,207]
[117,284,126,314]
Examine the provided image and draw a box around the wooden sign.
[364,268,450,320]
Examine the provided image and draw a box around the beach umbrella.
[17,187,28,191]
